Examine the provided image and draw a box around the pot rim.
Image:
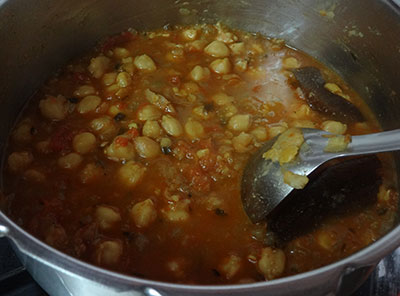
[1,208,400,292]
[1,1,399,291]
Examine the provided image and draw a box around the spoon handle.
[303,129,400,164]
[349,129,400,155]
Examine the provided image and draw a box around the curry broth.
[3,24,398,284]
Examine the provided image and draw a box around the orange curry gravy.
[2,24,398,284]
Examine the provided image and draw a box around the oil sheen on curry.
[2,24,398,284]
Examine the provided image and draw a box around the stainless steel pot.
[1,0,400,295]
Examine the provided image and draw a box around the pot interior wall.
[0,0,399,234]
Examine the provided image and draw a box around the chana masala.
[2,24,398,284]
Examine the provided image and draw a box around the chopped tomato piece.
[126,128,139,138]
[50,126,74,152]
[115,136,129,147]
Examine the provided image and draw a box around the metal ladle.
[241,128,400,223]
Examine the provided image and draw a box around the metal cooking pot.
[0,0,400,295]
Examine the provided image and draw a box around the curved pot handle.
[0,224,9,237]
[334,265,376,296]
[392,0,400,7]
[143,287,170,296]
[0,211,10,238]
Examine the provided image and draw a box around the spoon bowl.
[241,128,400,223]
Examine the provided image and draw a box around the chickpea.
[212,93,234,106]
[73,132,97,154]
[96,240,123,266]
[130,199,157,228]
[229,42,245,55]
[210,58,231,74]
[8,151,33,172]
[122,62,136,76]
[134,54,157,71]
[102,72,117,86]
[161,115,183,137]
[142,120,162,138]
[12,122,33,143]
[73,85,96,97]
[113,47,130,58]
[90,116,118,140]
[95,205,121,230]
[234,59,248,72]
[378,185,392,204]
[107,104,125,117]
[258,247,286,280]
[291,104,311,119]
[160,137,172,149]
[219,255,241,279]
[324,135,351,153]
[321,120,347,135]
[189,65,210,81]
[23,169,45,182]
[104,136,135,161]
[196,148,209,158]
[36,140,51,154]
[269,124,288,138]
[88,56,110,78]
[282,57,299,68]
[162,199,190,222]
[39,96,68,120]
[204,41,230,58]
[216,28,238,44]
[316,230,338,251]
[220,103,238,118]
[181,29,198,41]
[144,89,176,114]
[283,170,309,189]
[183,81,200,94]
[227,114,251,132]
[251,126,268,141]
[184,119,205,140]
[279,146,299,164]
[203,194,224,211]
[137,105,162,121]
[58,153,83,169]
[290,119,315,129]
[192,105,212,120]
[118,161,146,187]
[98,102,111,114]
[77,95,101,114]
[186,39,208,51]
[116,72,132,88]
[80,163,102,183]
[134,136,161,159]
[122,56,134,63]
[232,132,253,153]
[263,128,304,163]
[324,82,342,95]
[106,84,119,95]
